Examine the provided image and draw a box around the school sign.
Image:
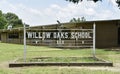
[26,30,93,45]
[25,28,94,48]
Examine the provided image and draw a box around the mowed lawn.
[0,42,120,74]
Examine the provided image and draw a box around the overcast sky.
[0,0,120,26]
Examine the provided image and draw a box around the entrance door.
[118,27,120,45]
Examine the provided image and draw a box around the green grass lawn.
[0,42,120,74]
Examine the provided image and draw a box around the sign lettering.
[27,32,92,39]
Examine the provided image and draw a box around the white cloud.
[0,0,120,26]
[109,0,117,6]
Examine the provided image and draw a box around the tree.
[70,17,86,23]
[0,10,28,29]
[0,10,2,16]
[3,12,23,29]
[0,11,23,29]
[116,0,120,7]
[66,0,120,8]
[0,10,7,29]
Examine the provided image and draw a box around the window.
[8,33,19,39]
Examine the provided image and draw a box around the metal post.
[57,20,62,46]
[23,23,26,62]
[93,22,96,58]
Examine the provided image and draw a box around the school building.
[0,19,120,48]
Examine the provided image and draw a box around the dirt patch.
[0,61,120,73]
[58,66,120,72]
[0,62,9,68]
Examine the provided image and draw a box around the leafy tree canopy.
[70,17,86,23]
[0,10,7,29]
[0,10,25,29]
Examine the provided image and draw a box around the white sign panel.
[27,32,92,39]
[25,29,93,48]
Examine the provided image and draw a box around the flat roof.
[0,19,120,33]
[31,19,120,28]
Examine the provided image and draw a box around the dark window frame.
[8,33,19,39]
